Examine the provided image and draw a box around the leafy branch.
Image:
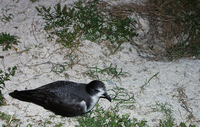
[0,66,17,106]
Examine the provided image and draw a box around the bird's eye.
[91,88,99,92]
[94,89,99,92]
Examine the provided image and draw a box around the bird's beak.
[101,92,112,102]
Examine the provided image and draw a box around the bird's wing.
[29,81,88,116]
[43,91,87,117]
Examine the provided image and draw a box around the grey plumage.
[9,80,111,117]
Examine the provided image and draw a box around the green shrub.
[36,0,137,53]
[0,32,20,51]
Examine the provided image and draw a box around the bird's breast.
[86,97,100,112]
[79,100,87,112]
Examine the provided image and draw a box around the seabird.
[9,80,111,117]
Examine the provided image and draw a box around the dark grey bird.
[9,80,111,117]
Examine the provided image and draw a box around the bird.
[9,80,111,117]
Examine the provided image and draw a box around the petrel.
[9,80,111,117]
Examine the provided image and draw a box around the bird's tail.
[9,90,44,105]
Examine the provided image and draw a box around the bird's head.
[86,80,111,102]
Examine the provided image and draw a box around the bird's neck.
[86,96,100,112]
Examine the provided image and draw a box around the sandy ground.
[0,0,200,126]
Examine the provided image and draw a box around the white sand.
[0,0,199,126]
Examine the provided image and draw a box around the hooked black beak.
[101,92,111,102]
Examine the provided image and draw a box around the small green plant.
[26,124,33,127]
[179,122,196,127]
[51,52,79,75]
[64,51,79,68]
[138,67,148,73]
[35,0,137,53]
[1,13,14,23]
[0,66,17,106]
[109,84,135,109]
[153,102,173,116]
[0,112,20,127]
[153,102,174,127]
[54,123,63,127]
[30,0,39,3]
[51,63,67,75]
[0,32,20,51]
[86,64,130,81]
[1,6,14,23]
[140,72,159,93]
